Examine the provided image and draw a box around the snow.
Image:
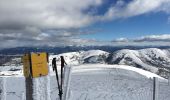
[70,74,153,100]
[80,50,108,60]
[1,48,170,77]
[139,48,168,58]
[1,64,170,100]
[113,49,159,73]
[0,49,170,100]
[0,78,6,100]
[0,70,22,77]
[33,75,51,100]
[72,64,163,79]
[49,50,109,66]
[139,48,170,64]
[68,64,168,100]
[0,77,25,100]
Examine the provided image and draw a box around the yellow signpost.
[23,54,30,78]
[23,52,49,78]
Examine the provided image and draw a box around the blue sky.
[81,11,170,41]
[0,0,170,48]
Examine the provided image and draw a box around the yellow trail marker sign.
[23,52,49,78]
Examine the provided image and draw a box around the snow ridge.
[1,48,170,78]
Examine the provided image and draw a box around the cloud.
[0,0,170,48]
[111,34,170,46]
[1,0,170,33]
[101,0,170,20]
[112,38,129,42]
[0,0,103,32]
[134,34,170,42]
[0,29,101,48]
[0,0,105,48]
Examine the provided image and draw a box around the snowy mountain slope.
[49,51,81,65]
[44,48,170,79]
[80,50,109,64]
[107,49,158,73]
[1,48,170,78]
[107,48,170,78]
[49,50,109,66]
[139,48,170,68]
[0,50,108,73]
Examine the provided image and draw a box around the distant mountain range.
[1,46,170,78]
[1,45,170,55]
[49,48,170,78]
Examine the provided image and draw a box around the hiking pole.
[60,56,67,99]
[54,67,62,100]
[60,66,63,96]
[52,58,63,100]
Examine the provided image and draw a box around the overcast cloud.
[0,0,170,48]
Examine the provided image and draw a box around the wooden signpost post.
[22,52,49,100]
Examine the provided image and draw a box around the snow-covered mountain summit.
[107,48,170,78]
[49,50,109,65]
[49,48,170,78]
[1,48,170,78]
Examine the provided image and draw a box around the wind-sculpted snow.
[33,76,51,100]
[159,82,170,100]
[66,65,169,100]
[0,77,25,100]
[70,74,153,100]
[0,64,170,100]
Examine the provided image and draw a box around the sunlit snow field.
[0,64,170,100]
